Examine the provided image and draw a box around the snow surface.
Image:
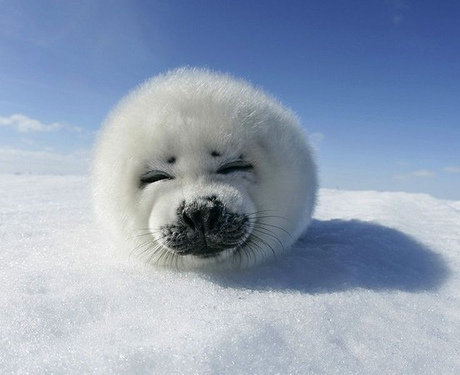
[1,175,459,374]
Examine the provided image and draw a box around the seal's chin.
[157,231,253,266]
[196,252,225,259]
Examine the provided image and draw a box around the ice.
[1,175,459,374]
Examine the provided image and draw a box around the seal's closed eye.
[140,170,173,187]
[217,160,253,175]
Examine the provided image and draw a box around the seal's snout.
[182,196,222,233]
[161,196,251,258]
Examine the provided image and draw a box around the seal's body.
[92,68,317,269]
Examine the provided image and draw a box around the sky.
[0,0,459,199]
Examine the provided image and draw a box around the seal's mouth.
[164,230,250,258]
[171,242,232,257]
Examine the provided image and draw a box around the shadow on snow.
[207,219,450,294]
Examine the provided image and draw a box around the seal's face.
[93,68,317,270]
[134,107,263,267]
[144,162,255,262]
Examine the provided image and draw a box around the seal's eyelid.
[216,160,254,175]
[139,169,173,187]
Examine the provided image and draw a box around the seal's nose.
[167,196,249,257]
[182,197,222,233]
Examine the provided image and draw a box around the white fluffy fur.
[92,68,317,270]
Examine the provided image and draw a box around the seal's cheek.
[146,191,185,233]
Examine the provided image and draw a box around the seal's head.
[92,68,317,269]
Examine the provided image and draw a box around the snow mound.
[1,176,459,374]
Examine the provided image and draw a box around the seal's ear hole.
[211,151,221,157]
[167,156,176,164]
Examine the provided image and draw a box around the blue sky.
[0,0,459,199]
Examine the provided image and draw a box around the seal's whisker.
[246,237,267,266]
[248,232,277,258]
[130,238,158,257]
[254,220,292,238]
[251,227,285,252]
[247,212,290,221]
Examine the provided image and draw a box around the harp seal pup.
[92,68,317,270]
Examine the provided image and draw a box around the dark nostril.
[182,210,196,230]
[191,210,204,230]
[182,208,206,231]
[207,205,220,230]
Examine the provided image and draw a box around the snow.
[1,175,459,374]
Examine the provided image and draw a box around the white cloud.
[443,166,460,174]
[394,169,436,180]
[0,113,83,133]
[393,174,406,180]
[411,169,435,177]
[0,147,90,175]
